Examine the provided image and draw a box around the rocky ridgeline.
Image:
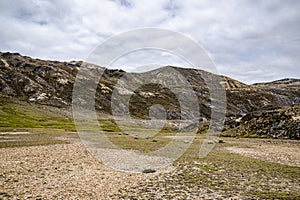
[0,52,124,109]
[0,52,299,138]
[0,52,78,107]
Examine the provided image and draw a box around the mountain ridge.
[0,51,299,139]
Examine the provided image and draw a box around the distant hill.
[0,51,299,139]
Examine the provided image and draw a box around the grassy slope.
[0,99,74,130]
[0,97,76,148]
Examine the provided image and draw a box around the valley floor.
[1,133,299,199]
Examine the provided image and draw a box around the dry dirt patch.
[0,143,155,199]
[220,138,300,167]
[0,132,30,135]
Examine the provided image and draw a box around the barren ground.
[1,132,299,199]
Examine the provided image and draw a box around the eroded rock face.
[0,51,299,138]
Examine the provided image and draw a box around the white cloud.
[0,0,299,83]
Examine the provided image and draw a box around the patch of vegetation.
[199,166,217,171]
[115,137,300,199]
[176,139,300,198]
[0,102,75,131]
[0,101,78,148]
[0,139,68,148]
[97,118,181,152]
[0,128,76,148]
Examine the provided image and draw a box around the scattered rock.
[142,169,157,174]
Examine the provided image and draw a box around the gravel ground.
[0,143,156,199]
[1,138,299,199]
[220,138,300,167]
[112,138,300,199]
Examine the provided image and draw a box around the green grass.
[96,118,183,152]
[173,138,300,199]
[0,103,75,131]
[0,99,78,148]
[0,139,68,148]
[199,166,218,171]
[0,128,76,148]
[98,119,173,152]
[0,100,177,151]
[114,136,300,199]
[0,100,176,151]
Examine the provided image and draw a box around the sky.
[0,0,300,84]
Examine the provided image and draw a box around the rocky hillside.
[0,52,299,138]
[0,52,77,107]
[253,79,300,105]
[223,104,300,139]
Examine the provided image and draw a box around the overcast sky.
[0,0,299,84]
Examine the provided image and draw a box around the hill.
[0,51,299,139]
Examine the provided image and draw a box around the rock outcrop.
[224,105,300,139]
